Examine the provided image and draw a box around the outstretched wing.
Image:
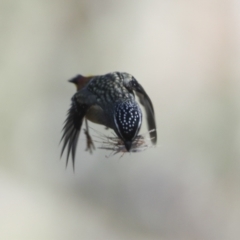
[124,77,157,144]
[60,95,88,168]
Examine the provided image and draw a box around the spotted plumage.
[114,101,142,141]
[61,72,157,167]
[87,73,133,103]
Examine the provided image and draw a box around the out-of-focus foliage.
[1,1,240,239]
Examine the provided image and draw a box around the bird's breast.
[86,105,111,128]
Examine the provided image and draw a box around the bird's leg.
[84,118,95,153]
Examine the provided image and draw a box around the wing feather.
[124,77,157,144]
[60,96,88,169]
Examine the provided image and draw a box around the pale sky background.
[1,0,240,239]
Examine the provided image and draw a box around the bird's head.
[113,101,142,151]
[69,75,93,91]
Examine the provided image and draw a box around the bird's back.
[86,72,134,105]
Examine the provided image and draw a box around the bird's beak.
[68,78,77,84]
[68,75,82,84]
[124,141,132,152]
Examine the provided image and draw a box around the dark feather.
[60,96,88,169]
[125,78,157,144]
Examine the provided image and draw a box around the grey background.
[1,0,240,239]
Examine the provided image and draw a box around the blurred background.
[1,0,240,239]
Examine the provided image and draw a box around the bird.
[61,72,157,167]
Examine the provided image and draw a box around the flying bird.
[61,72,157,167]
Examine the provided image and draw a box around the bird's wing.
[124,77,157,144]
[60,95,88,169]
